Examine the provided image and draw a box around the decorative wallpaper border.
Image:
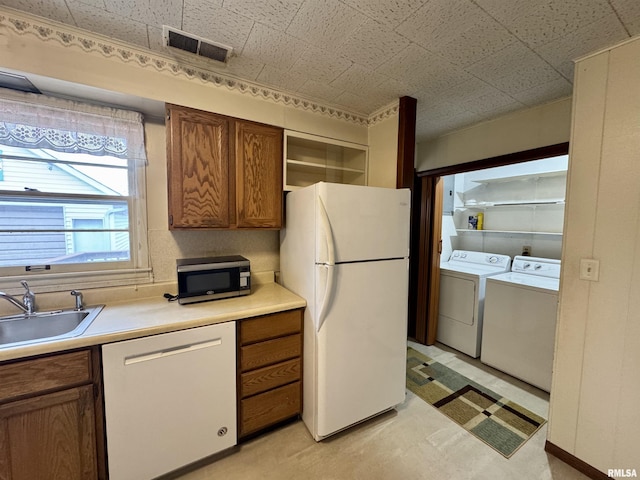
[0,9,398,127]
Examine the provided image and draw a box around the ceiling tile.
[395,0,494,51]
[374,76,415,103]
[467,43,562,95]
[415,102,482,140]
[66,2,150,48]
[183,3,254,51]
[290,46,353,85]
[610,0,640,35]
[376,44,473,94]
[71,0,106,8]
[430,18,517,68]
[341,0,428,28]
[338,18,411,69]
[535,12,629,79]
[257,65,307,92]
[286,0,368,50]
[104,0,182,28]
[475,0,614,48]
[510,77,573,106]
[147,25,165,51]
[297,79,343,104]
[334,91,381,113]
[242,23,307,71]
[223,0,304,31]
[330,64,387,98]
[1,0,74,23]
[223,55,265,81]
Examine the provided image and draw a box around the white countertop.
[0,281,306,363]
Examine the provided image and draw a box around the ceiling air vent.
[162,26,233,63]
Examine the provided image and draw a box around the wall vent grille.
[162,26,232,63]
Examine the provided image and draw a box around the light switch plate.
[580,258,600,281]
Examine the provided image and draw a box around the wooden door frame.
[409,142,569,345]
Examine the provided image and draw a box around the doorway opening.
[408,142,569,346]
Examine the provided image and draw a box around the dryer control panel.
[449,250,510,267]
[511,255,561,278]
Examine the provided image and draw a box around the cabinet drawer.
[240,358,300,398]
[240,334,301,372]
[239,309,302,345]
[0,350,92,403]
[240,381,301,437]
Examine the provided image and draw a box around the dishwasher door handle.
[124,338,222,365]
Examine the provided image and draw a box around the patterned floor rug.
[406,347,546,458]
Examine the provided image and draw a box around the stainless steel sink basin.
[0,305,104,348]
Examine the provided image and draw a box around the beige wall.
[0,9,399,301]
[368,113,399,188]
[415,98,572,172]
[547,37,640,473]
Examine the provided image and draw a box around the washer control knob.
[523,263,531,269]
[488,256,498,263]
[534,264,542,270]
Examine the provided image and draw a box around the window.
[0,90,149,292]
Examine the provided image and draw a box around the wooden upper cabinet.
[235,120,283,228]
[166,104,283,229]
[166,104,232,228]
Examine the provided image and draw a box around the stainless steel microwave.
[176,255,251,305]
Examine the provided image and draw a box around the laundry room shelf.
[456,229,563,236]
[462,200,565,207]
[469,170,567,184]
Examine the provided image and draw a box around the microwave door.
[178,268,240,304]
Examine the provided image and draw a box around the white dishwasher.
[102,321,237,480]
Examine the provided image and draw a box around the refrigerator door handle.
[317,196,336,266]
[316,264,335,332]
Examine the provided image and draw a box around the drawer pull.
[124,338,222,365]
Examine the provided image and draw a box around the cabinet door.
[167,105,232,228]
[0,385,98,480]
[235,120,283,228]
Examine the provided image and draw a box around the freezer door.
[316,183,410,264]
[315,258,409,439]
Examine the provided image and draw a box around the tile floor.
[171,342,590,480]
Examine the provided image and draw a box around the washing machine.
[437,250,512,358]
[480,256,561,392]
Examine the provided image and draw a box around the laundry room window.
[0,89,150,292]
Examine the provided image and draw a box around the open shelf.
[286,159,366,174]
[284,131,368,190]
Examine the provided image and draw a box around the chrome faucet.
[0,280,36,315]
[70,290,84,311]
[21,281,36,314]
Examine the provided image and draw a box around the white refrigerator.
[280,182,411,441]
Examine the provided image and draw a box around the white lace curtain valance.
[0,88,147,163]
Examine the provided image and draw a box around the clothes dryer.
[481,256,561,392]
[437,250,511,358]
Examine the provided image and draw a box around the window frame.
[0,92,150,294]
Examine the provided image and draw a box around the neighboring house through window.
[0,89,149,292]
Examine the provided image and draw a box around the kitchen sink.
[0,305,104,348]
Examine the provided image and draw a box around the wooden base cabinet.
[0,349,105,480]
[237,309,303,438]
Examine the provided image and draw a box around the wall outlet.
[522,245,531,256]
